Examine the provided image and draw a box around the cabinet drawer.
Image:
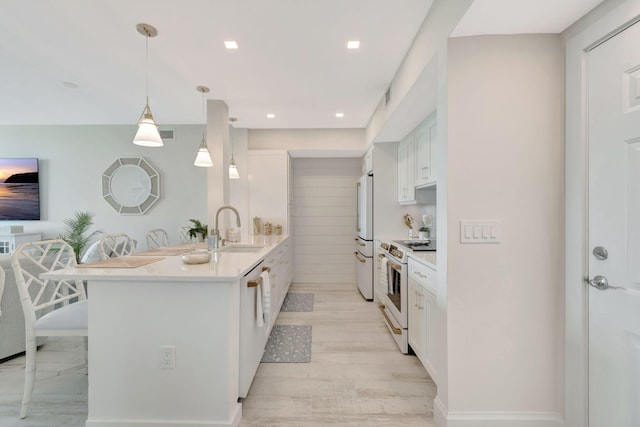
[408,260,437,295]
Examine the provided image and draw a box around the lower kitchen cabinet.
[408,258,437,382]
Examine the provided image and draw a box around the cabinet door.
[408,280,426,363]
[398,137,416,204]
[248,151,290,234]
[424,288,438,382]
[0,238,11,254]
[426,120,437,184]
[408,281,419,350]
[414,123,430,187]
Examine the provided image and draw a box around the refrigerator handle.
[356,181,361,233]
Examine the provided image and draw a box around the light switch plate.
[460,220,501,244]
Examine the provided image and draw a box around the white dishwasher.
[239,261,268,398]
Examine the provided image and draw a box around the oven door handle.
[386,259,403,272]
[378,304,402,335]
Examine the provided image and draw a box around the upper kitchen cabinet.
[362,146,373,175]
[398,133,416,204]
[414,112,437,188]
[248,150,290,235]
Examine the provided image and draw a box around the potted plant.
[187,219,208,242]
[418,227,430,239]
[58,211,101,263]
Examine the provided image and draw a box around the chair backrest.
[146,228,169,249]
[99,233,136,259]
[178,226,193,243]
[11,240,86,323]
[0,266,4,317]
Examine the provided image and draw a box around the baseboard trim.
[85,403,242,427]
[434,400,563,427]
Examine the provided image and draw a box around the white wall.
[0,125,207,251]
[291,157,360,284]
[248,128,365,153]
[447,34,565,423]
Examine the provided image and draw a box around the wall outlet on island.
[159,345,175,369]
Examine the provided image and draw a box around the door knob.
[589,275,609,290]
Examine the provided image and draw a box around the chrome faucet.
[211,205,242,249]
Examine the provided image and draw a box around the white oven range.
[375,240,410,353]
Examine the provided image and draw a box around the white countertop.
[408,251,437,269]
[41,235,289,283]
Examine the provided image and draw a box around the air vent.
[159,129,175,141]
[385,86,391,106]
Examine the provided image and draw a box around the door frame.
[565,1,640,426]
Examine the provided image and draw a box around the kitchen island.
[41,235,291,427]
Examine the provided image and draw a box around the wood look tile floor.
[0,283,435,426]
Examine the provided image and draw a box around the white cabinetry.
[408,258,437,382]
[397,136,416,204]
[0,232,42,254]
[248,150,290,234]
[398,111,438,203]
[414,112,437,188]
[362,146,373,174]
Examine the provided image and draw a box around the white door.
[588,21,640,427]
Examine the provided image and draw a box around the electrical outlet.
[159,345,175,369]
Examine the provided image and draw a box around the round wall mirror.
[102,157,160,215]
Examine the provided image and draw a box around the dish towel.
[256,277,264,327]
[380,257,390,295]
[260,270,271,329]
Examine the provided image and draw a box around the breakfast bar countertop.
[41,234,289,283]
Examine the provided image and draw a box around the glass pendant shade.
[194,134,213,167]
[229,156,240,179]
[133,101,163,147]
[133,24,161,147]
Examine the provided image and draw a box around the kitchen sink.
[215,245,264,253]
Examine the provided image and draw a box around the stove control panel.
[388,245,405,260]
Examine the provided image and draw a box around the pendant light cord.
[145,33,149,105]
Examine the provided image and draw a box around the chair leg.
[20,335,37,418]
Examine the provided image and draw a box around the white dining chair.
[11,239,87,418]
[146,228,169,249]
[178,226,193,243]
[99,233,136,259]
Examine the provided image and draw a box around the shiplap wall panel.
[291,158,361,284]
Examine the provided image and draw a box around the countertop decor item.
[187,219,208,242]
[181,249,211,265]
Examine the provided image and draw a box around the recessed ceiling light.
[224,41,238,49]
[266,113,275,119]
[336,112,344,118]
[347,40,360,49]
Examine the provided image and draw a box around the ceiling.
[0,0,606,130]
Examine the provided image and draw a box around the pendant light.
[194,86,213,167]
[133,23,163,147]
[228,117,240,179]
